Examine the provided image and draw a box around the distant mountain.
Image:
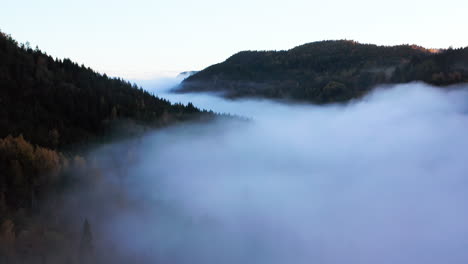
[0,31,214,151]
[179,40,468,103]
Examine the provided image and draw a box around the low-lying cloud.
[78,82,468,264]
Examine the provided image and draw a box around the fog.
[77,81,468,263]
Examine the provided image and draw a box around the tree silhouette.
[79,218,94,263]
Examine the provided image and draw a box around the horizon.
[0,32,456,82]
[2,0,467,79]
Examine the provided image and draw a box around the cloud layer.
[81,82,468,264]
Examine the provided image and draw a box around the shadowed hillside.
[180,40,468,103]
[0,31,220,264]
[0,31,214,151]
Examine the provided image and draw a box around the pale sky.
[1,0,467,79]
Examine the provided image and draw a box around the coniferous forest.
[0,32,213,150]
[0,31,217,264]
[180,40,468,103]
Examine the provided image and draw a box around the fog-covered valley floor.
[76,80,468,264]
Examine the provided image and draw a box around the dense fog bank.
[75,82,468,263]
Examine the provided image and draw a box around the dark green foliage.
[181,40,468,103]
[0,32,220,263]
[0,31,213,150]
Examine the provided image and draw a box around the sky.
[1,0,467,79]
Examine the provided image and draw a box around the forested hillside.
[180,40,468,103]
[0,31,213,151]
[0,31,216,263]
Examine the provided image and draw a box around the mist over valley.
[1,21,468,264]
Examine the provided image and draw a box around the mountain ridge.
[179,40,468,103]
[0,31,215,151]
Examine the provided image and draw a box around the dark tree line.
[181,40,468,103]
[0,31,213,151]
[0,31,221,263]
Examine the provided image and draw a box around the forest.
[0,31,217,263]
[0,31,215,150]
[180,40,468,103]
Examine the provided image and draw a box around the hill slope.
[0,31,213,150]
[0,31,217,236]
[0,32,221,263]
[180,40,468,103]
